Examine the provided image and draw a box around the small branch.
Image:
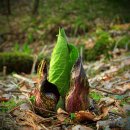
[31,55,38,74]
[91,87,121,95]
[34,106,56,114]
[112,56,130,62]
[117,79,130,85]
[2,90,30,93]
[3,66,7,79]
[13,74,36,87]
[40,124,49,130]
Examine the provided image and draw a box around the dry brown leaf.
[114,101,125,115]
[0,96,9,102]
[57,108,69,122]
[102,74,111,81]
[19,81,32,92]
[123,83,130,90]
[112,89,122,94]
[75,111,95,122]
[99,97,115,107]
[11,109,50,130]
[111,128,124,130]
[94,106,109,121]
[112,83,130,94]
[57,114,69,122]
[57,108,68,115]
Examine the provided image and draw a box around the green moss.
[85,30,113,61]
[0,52,33,73]
[84,29,130,61]
[117,36,130,50]
[0,98,17,112]
[89,91,104,102]
[0,52,50,74]
[0,98,26,113]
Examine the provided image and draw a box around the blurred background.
[0,0,130,73]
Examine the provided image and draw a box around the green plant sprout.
[89,91,104,102]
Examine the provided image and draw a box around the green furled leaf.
[49,28,78,96]
[70,113,76,120]
[49,29,70,96]
[56,96,65,110]
[29,96,36,103]
[68,44,79,70]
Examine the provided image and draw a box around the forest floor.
[0,45,130,130]
[0,1,130,129]
[0,18,130,129]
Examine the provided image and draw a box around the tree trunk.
[6,0,11,15]
[0,0,11,15]
[32,0,39,15]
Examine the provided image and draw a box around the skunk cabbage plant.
[65,57,90,113]
[32,61,60,117]
[49,28,79,97]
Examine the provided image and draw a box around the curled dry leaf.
[57,108,68,115]
[57,108,69,122]
[11,109,48,130]
[0,96,9,102]
[19,81,32,92]
[57,113,69,122]
[112,83,130,95]
[73,100,110,122]
[102,74,112,81]
[94,106,109,121]
[98,97,115,107]
[74,111,96,122]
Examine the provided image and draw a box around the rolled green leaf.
[49,28,78,96]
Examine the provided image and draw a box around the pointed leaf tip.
[72,56,86,79]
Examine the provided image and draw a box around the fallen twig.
[13,73,36,87]
[91,87,121,95]
[112,56,130,62]
[3,66,7,80]
[117,79,130,85]
[31,55,38,74]
[40,124,49,130]
[2,90,30,93]
[33,106,56,115]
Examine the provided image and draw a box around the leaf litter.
[0,33,130,130]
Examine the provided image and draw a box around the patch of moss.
[0,52,49,74]
[85,30,113,61]
[84,30,130,61]
[117,35,130,50]
[0,52,33,73]
[89,91,104,102]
